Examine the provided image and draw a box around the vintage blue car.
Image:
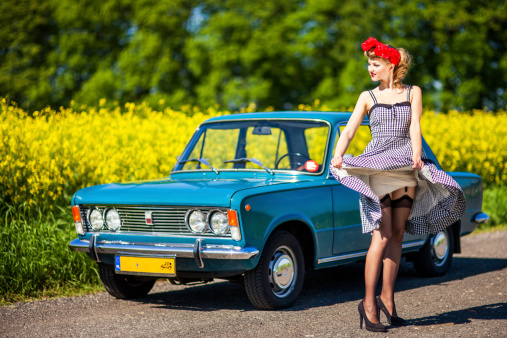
[69,111,489,309]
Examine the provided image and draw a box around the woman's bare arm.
[331,91,370,168]
[409,85,424,169]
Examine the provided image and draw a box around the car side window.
[305,126,328,164]
[336,125,372,157]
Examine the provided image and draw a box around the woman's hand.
[331,155,343,168]
[412,156,424,170]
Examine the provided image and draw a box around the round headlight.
[209,211,229,235]
[105,208,121,231]
[186,210,207,233]
[88,208,104,230]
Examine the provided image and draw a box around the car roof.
[203,111,366,125]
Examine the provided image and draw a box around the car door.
[331,123,374,255]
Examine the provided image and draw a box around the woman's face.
[367,57,393,82]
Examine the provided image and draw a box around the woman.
[330,37,466,332]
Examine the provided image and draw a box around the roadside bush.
[0,206,100,303]
[421,109,507,186]
[482,185,507,226]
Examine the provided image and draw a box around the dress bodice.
[367,87,412,139]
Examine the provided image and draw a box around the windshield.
[175,119,330,173]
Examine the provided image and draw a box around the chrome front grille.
[79,205,230,236]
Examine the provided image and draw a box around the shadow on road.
[134,256,506,313]
[407,302,507,326]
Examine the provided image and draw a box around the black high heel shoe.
[376,296,406,326]
[358,300,387,332]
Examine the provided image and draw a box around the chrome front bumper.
[69,235,259,268]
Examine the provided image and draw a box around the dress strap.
[407,85,412,102]
[368,90,377,104]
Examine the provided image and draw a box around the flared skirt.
[329,140,466,235]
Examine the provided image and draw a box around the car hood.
[72,177,296,207]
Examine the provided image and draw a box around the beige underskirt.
[332,163,453,221]
[339,165,418,197]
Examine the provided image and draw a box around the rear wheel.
[244,231,305,310]
[413,226,454,277]
[98,263,156,299]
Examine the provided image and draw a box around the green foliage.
[1,0,506,112]
[0,0,56,110]
[0,205,100,303]
[482,186,507,226]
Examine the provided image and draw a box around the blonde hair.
[365,47,412,89]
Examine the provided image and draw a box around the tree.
[0,0,57,110]
[1,0,505,112]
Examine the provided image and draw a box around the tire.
[244,231,305,310]
[98,263,156,299]
[413,226,454,277]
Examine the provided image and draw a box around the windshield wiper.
[223,157,274,175]
[180,158,219,174]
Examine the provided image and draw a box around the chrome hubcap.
[268,245,296,298]
[431,231,449,266]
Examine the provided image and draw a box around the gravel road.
[1,231,506,337]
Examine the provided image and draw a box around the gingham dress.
[330,86,466,235]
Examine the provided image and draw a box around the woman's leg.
[363,194,393,323]
[380,186,416,316]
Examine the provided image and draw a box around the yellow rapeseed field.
[421,109,506,187]
[0,98,505,210]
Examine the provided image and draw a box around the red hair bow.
[361,37,401,66]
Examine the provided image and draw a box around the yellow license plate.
[115,256,175,275]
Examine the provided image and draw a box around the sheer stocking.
[380,186,414,316]
[363,199,391,323]
[364,186,415,322]
[380,193,391,209]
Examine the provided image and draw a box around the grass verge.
[482,185,507,226]
[475,223,507,234]
[0,282,103,307]
[0,206,100,305]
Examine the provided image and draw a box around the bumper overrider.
[69,235,259,269]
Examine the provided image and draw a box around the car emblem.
[145,211,153,225]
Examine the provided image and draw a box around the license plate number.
[115,256,176,276]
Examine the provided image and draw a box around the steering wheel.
[275,152,311,170]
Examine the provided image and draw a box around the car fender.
[231,183,334,268]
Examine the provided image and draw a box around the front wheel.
[413,226,454,277]
[244,231,305,310]
[98,263,156,299]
